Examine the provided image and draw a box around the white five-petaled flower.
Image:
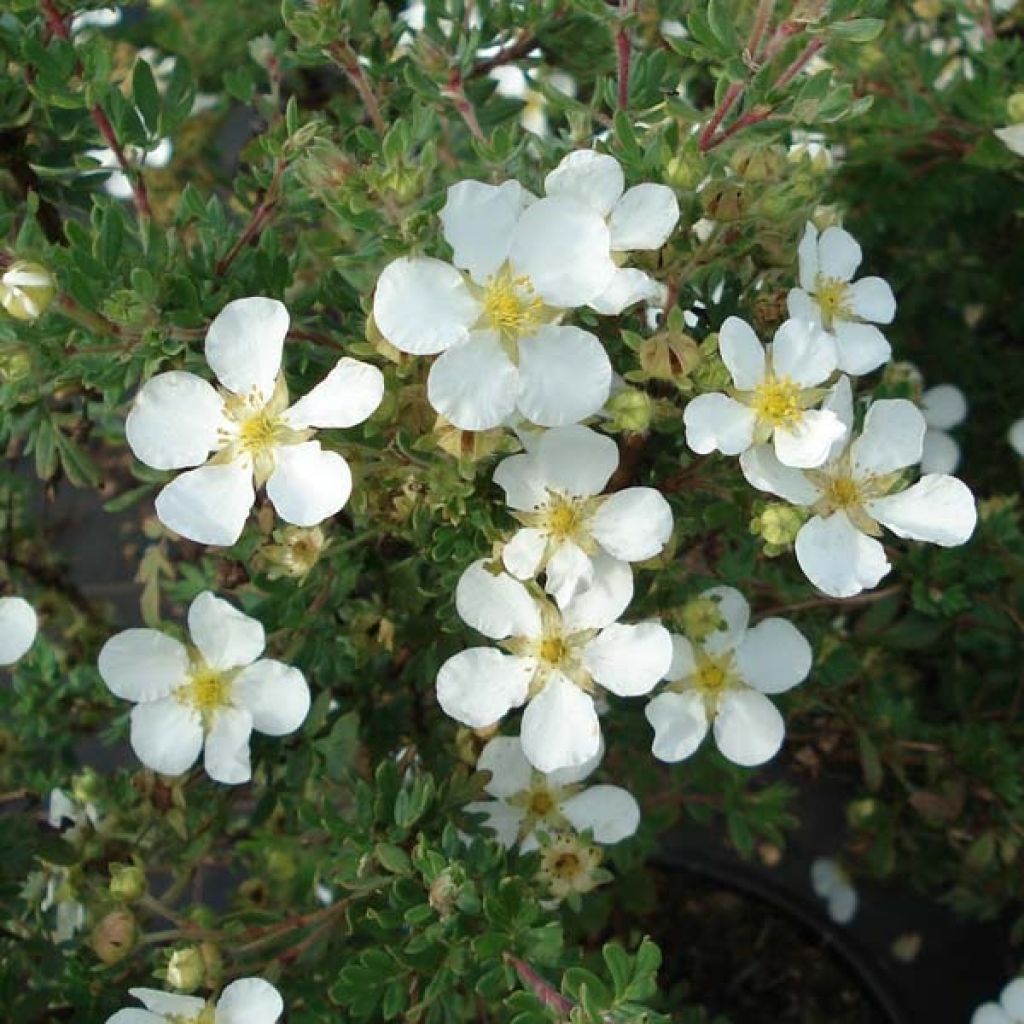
[542,150,680,314]
[466,734,640,851]
[494,424,673,608]
[972,979,1024,1024]
[106,978,284,1024]
[810,857,858,925]
[436,557,672,773]
[98,591,310,785]
[920,383,967,474]
[683,316,845,468]
[740,376,977,598]
[126,296,384,546]
[645,586,811,767]
[0,595,38,666]
[787,222,897,376]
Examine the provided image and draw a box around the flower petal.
[535,423,619,496]
[921,384,967,431]
[847,276,896,324]
[561,552,633,633]
[493,453,549,510]
[851,399,925,477]
[502,527,548,579]
[130,697,203,776]
[543,150,624,216]
[786,286,823,327]
[817,226,862,282]
[232,659,310,736]
[770,318,836,387]
[129,990,207,1018]
[373,257,479,355]
[283,358,384,430]
[1000,980,1024,1018]
[702,585,751,654]
[0,596,37,666]
[971,1005,1012,1024]
[98,629,189,702]
[796,223,819,291]
[439,179,529,282]
[713,688,785,767]
[155,461,255,546]
[718,316,766,390]
[427,332,519,431]
[920,429,960,475]
[833,321,891,376]
[476,734,534,798]
[106,1010,165,1024]
[666,634,697,681]
[645,690,708,762]
[824,374,855,438]
[516,326,612,427]
[735,617,812,694]
[608,183,680,250]
[125,372,226,471]
[739,445,820,505]
[588,267,665,315]
[205,297,288,401]
[216,977,284,1024]
[545,540,594,610]
[772,409,846,469]
[436,648,534,727]
[795,513,890,598]
[683,393,757,456]
[560,785,640,843]
[465,799,524,848]
[266,442,352,527]
[520,673,601,772]
[867,474,976,546]
[187,591,264,671]
[456,560,542,639]
[590,487,673,561]
[508,198,616,307]
[828,886,858,925]
[583,621,673,697]
[204,707,253,784]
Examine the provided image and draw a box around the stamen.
[751,376,802,428]
[480,270,545,339]
[814,274,852,330]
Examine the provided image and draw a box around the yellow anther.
[752,376,802,428]
[814,274,852,329]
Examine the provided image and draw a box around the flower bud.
[604,388,654,435]
[0,261,55,321]
[1009,92,1024,123]
[636,330,699,385]
[729,142,785,182]
[664,153,703,190]
[266,849,297,882]
[167,945,206,992]
[0,344,33,382]
[90,909,135,964]
[700,181,746,221]
[428,868,460,919]
[254,525,327,580]
[752,503,807,551]
[678,596,725,643]
[434,418,508,463]
[109,863,146,902]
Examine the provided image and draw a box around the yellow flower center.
[237,408,284,455]
[694,655,733,699]
[751,376,802,428]
[529,789,556,817]
[538,633,569,667]
[480,270,545,339]
[176,666,233,717]
[549,851,582,879]
[814,275,852,330]
[824,474,861,509]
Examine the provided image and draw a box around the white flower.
[466,735,639,850]
[106,978,284,1024]
[494,424,672,608]
[645,586,811,767]
[0,261,56,321]
[98,591,310,784]
[920,383,967,474]
[810,857,858,924]
[536,832,607,902]
[542,150,680,314]
[972,979,1024,1024]
[1008,418,1024,457]
[740,376,977,598]
[373,180,617,431]
[683,316,845,468]
[87,137,173,201]
[71,6,121,33]
[436,557,672,773]
[48,787,100,836]
[787,222,897,376]
[995,125,1024,157]
[0,595,38,665]
[126,296,384,545]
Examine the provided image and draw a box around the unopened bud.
[636,330,699,384]
[605,388,654,434]
[1,261,56,321]
[753,503,807,549]
[109,863,146,902]
[1009,92,1024,123]
[679,596,724,643]
[90,909,135,964]
[434,418,508,462]
[167,945,205,992]
[0,344,33,382]
[700,181,746,221]
[729,142,785,182]
[429,868,460,919]
[664,153,703,190]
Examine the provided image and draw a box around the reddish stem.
[699,82,744,151]
[773,35,826,91]
[506,956,575,1015]
[327,41,387,135]
[616,1,633,110]
[445,70,486,143]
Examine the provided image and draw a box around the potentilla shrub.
[1,1,1023,1021]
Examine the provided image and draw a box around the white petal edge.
[187,590,265,671]
[436,648,534,727]
[560,785,640,844]
[205,296,289,401]
[713,688,786,767]
[583,621,673,697]
[129,697,204,776]
[98,629,189,702]
[155,460,255,546]
[520,673,601,773]
[646,690,708,762]
[0,596,38,666]
[233,659,310,736]
[867,474,977,547]
[456,560,542,639]
[795,513,891,598]
[734,617,812,694]
[283,357,384,430]
[266,442,353,528]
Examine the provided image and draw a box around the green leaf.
[132,58,161,135]
[826,18,885,42]
[707,0,739,52]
